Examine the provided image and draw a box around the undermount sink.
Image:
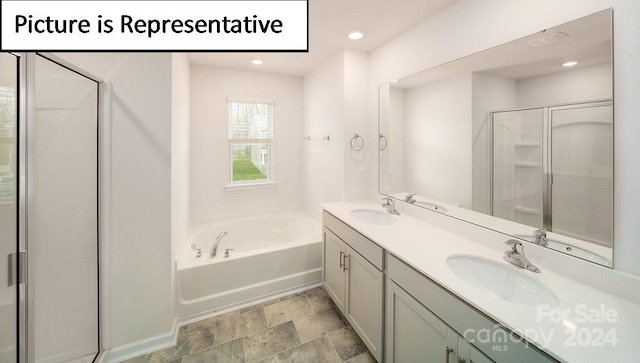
[447,255,559,308]
[350,209,396,225]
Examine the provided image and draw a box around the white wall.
[343,50,369,200]
[610,0,640,276]
[367,0,640,277]
[171,53,190,318]
[190,66,303,222]
[471,73,518,213]
[55,53,174,348]
[302,52,345,219]
[302,50,368,219]
[379,85,407,195]
[517,62,612,106]
[404,74,472,207]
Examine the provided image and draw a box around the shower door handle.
[7,251,27,287]
[7,253,15,287]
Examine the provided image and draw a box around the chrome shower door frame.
[490,99,613,236]
[18,52,106,363]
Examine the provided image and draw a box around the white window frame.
[225,97,276,190]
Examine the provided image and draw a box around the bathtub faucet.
[211,232,228,258]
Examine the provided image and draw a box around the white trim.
[225,96,275,105]
[99,81,113,355]
[225,180,277,191]
[105,283,321,362]
[178,281,321,328]
[103,317,178,363]
[229,139,273,144]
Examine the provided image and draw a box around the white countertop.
[322,200,640,363]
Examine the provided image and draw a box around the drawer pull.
[445,346,453,362]
[457,358,466,363]
[339,251,344,269]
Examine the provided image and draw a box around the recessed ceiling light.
[348,31,364,41]
[562,61,578,67]
[391,79,398,83]
[251,59,264,65]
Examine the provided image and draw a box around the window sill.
[225,181,278,191]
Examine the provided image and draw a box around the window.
[227,98,274,185]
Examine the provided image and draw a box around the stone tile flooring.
[124,287,375,363]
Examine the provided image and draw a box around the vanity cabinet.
[386,280,493,363]
[323,211,384,362]
[323,228,347,311]
[386,254,556,363]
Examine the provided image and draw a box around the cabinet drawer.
[387,254,556,363]
[323,211,384,270]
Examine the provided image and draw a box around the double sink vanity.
[321,200,640,363]
[319,8,640,362]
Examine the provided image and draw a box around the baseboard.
[178,281,322,326]
[101,282,322,363]
[103,317,178,363]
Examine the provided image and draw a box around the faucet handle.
[191,244,202,258]
[404,193,416,203]
[505,239,522,252]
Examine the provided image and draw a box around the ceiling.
[392,9,612,89]
[188,0,456,76]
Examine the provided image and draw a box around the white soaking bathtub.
[177,211,322,318]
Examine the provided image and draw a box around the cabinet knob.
[457,358,466,363]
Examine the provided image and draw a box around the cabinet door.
[386,280,457,363]
[345,246,384,362]
[323,228,346,311]
[469,344,494,363]
[457,337,495,363]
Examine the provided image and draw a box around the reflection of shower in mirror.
[378,9,613,267]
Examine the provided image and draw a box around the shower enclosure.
[1,53,102,362]
[491,100,613,247]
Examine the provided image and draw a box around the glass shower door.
[550,102,613,246]
[492,108,544,229]
[29,54,99,362]
[0,52,19,363]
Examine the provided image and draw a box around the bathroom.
[1,0,639,362]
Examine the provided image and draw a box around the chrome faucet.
[503,240,540,273]
[211,232,228,258]
[532,229,548,247]
[382,197,400,215]
[404,193,416,204]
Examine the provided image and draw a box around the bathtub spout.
[211,232,228,258]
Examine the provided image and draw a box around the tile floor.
[124,287,376,363]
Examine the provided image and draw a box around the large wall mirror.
[379,9,613,267]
